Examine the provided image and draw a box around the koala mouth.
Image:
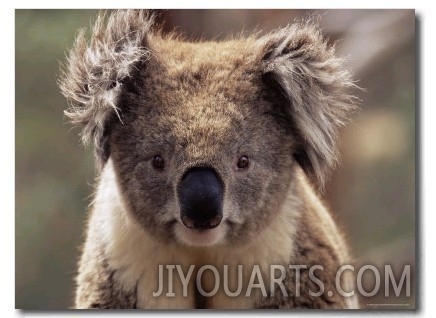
[180,214,222,231]
[178,167,224,232]
[176,220,226,247]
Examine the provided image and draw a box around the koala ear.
[59,10,154,165]
[258,23,356,190]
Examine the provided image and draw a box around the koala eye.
[236,155,250,170]
[152,155,165,170]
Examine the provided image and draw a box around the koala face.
[60,11,354,248]
[109,39,296,246]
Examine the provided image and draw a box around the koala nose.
[179,167,224,230]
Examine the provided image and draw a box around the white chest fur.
[93,160,299,309]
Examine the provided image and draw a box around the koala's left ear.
[59,10,154,166]
[258,23,356,190]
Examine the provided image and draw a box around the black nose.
[179,167,224,230]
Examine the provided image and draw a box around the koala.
[59,10,358,309]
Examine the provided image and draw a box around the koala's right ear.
[257,22,356,191]
[59,10,154,165]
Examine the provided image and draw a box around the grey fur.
[259,23,356,189]
[59,10,154,158]
[60,10,358,309]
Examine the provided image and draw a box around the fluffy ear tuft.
[258,22,357,190]
[59,10,154,160]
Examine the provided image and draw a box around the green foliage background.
[16,10,97,308]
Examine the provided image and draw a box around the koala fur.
[59,10,358,309]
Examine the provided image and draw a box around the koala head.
[60,10,355,247]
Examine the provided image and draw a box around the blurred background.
[15,9,415,309]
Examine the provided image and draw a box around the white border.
[5,1,434,318]
[2,4,16,318]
